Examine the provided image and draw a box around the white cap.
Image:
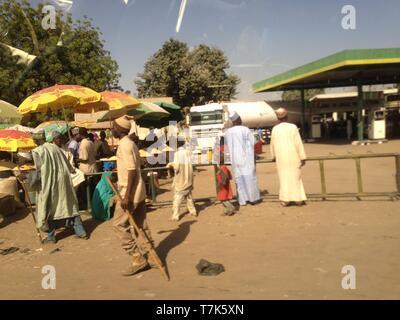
[275,107,288,120]
[229,111,240,122]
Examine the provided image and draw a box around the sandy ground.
[1,139,399,300]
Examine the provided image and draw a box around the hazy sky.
[29,0,400,101]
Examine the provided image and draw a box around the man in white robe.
[224,112,261,206]
[167,137,197,221]
[270,108,307,207]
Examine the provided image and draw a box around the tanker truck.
[187,101,278,154]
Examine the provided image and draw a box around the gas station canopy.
[252,48,400,140]
[252,48,400,93]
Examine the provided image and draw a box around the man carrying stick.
[111,116,156,276]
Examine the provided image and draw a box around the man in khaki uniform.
[111,116,155,276]
[78,128,97,174]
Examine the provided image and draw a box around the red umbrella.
[0,130,36,152]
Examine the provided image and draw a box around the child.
[216,152,236,216]
[167,137,197,221]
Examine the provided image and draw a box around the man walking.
[111,116,155,276]
[167,136,197,221]
[224,112,261,207]
[270,108,307,207]
[32,130,87,243]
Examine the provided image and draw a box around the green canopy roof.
[153,101,181,110]
[253,48,400,93]
[153,101,183,123]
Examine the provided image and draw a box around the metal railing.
[84,152,400,212]
[256,153,400,201]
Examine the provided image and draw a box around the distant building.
[267,89,400,139]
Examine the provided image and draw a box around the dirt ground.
[1,140,400,300]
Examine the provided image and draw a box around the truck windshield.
[190,111,223,126]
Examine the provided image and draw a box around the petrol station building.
[252,48,400,141]
[307,89,400,140]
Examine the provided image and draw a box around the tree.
[0,0,121,106]
[0,45,24,101]
[282,89,325,102]
[135,39,240,107]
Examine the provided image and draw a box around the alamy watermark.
[341,265,356,290]
[41,265,56,290]
[341,5,356,30]
[41,0,74,30]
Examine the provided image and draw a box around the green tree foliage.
[0,0,121,107]
[0,46,24,98]
[135,39,240,107]
[282,89,325,102]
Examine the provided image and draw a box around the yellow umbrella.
[81,91,140,113]
[35,120,75,130]
[85,91,141,121]
[0,130,36,152]
[17,84,101,115]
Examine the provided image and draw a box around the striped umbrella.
[0,130,36,152]
[95,101,169,123]
[36,121,71,142]
[17,84,101,115]
[84,91,141,121]
[153,101,183,122]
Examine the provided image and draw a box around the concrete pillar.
[357,84,364,141]
[301,88,306,138]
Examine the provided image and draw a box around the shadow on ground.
[0,207,29,229]
[156,220,197,275]
[55,218,105,241]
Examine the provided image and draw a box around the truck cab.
[188,101,278,155]
[188,103,227,153]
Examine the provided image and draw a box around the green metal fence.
[257,153,400,201]
[84,152,400,212]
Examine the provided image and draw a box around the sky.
[28,0,400,101]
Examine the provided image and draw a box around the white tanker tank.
[188,101,278,153]
[223,101,278,128]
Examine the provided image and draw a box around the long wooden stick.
[16,176,43,245]
[106,176,169,281]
